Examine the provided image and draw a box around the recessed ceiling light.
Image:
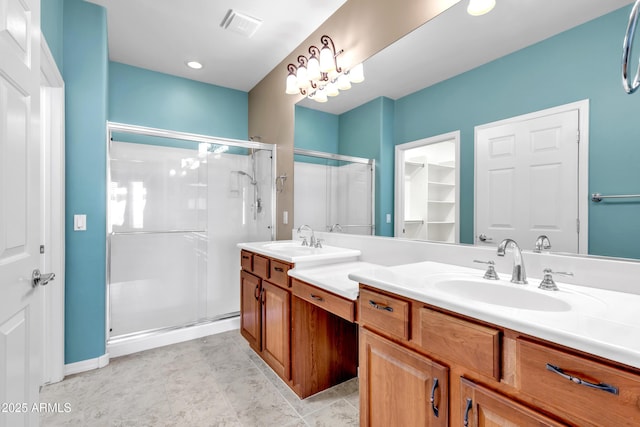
[186,61,203,70]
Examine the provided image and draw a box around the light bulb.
[296,66,309,89]
[349,63,365,83]
[319,46,336,73]
[286,73,299,94]
[337,74,351,91]
[467,0,496,16]
[325,81,339,97]
[307,56,321,81]
[313,89,328,103]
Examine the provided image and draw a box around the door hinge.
[576,129,580,143]
[576,218,580,234]
[40,245,45,254]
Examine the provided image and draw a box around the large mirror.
[294,0,640,260]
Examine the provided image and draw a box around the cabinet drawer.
[240,250,253,271]
[269,259,291,288]
[292,279,355,322]
[359,287,410,340]
[419,307,500,380]
[517,339,640,427]
[253,254,270,279]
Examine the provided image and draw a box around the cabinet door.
[360,328,448,427]
[261,280,291,381]
[240,270,261,352]
[460,378,566,427]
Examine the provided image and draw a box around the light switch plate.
[74,214,87,231]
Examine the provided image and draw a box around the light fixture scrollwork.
[285,35,364,103]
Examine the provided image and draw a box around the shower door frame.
[294,148,375,235]
[105,121,276,343]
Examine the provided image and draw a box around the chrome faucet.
[329,223,343,232]
[297,224,316,247]
[534,235,551,253]
[497,239,527,284]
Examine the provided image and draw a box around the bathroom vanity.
[238,242,364,398]
[239,234,640,425]
[357,284,640,426]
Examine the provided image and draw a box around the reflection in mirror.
[293,148,374,235]
[294,1,640,260]
[395,132,459,243]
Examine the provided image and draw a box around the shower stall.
[106,123,275,352]
[294,148,374,234]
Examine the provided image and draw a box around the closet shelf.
[427,181,455,187]
[404,219,425,225]
[426,221,455,225]
[427,200,455,204]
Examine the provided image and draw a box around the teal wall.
[109,62,248,139]
[394,4,640,258]
[63,0,109,364]
[294,105,339,153]
[41,0,64,70]
[339,97,395,236]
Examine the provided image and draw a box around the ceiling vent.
[220,9,263,38]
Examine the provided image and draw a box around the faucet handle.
[315,238,323,248]
[539,268,573,291]
[300,237,308,246]
[473,260,500,280]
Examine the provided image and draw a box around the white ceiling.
[86,0,348,91]
[87,0,633,114]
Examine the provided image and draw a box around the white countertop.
[349,261,640,369]
[238,240,361,263]
[288,261,379,300]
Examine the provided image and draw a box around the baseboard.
[107,316,240,359]
[64,353,110,376]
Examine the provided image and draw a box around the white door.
[475,108,579,253]
[0,0,44,425]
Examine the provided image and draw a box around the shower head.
[235,170,257,185]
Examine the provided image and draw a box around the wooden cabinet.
[292,278,356,322]
[460,378,566,427]
[261,280,291,380]
[240,250,358,399]
[517,339,640,426]
[358,284,640,426]
[240,270,261,352]
[360,328,448,427]
[239,251,292,382]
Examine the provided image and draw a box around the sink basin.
[433,279,571,312]
[240,240,362,262]
[262,242,317,255]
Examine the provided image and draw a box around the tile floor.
[40,330,359,426]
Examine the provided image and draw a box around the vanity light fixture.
[285,35,364,102]
[467,0,496,16]
[186,61,203,70]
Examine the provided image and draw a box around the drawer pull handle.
[310,294,324,302]
[254,284,260,301]
[463,397,473,427]
[242,255,250,259]
[369,300,393,312]
[546,363,619,395]
[429,378,439,417]
[274,267,284,272]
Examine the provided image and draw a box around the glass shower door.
[109,140,208,337]
[107,126,275,341]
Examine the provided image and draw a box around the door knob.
[478,233,493,242]
[32,269,55,287]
